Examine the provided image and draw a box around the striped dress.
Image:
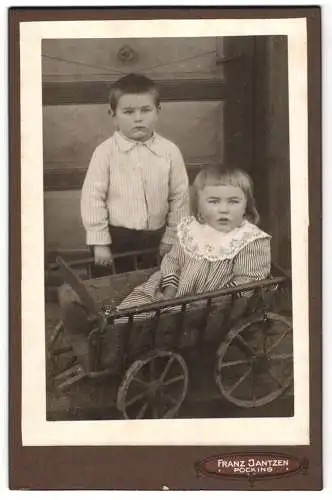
[117,216,271,312]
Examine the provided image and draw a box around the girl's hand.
[159,242,172,257]
[162,286,177,300]
[93,245,113,266]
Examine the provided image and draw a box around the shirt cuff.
[160,274,179,290]
[86,230,112,246]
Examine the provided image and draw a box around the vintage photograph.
[17,15,311,449]
[43,35,294,422]
[11,9,322,490]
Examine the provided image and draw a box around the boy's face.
[113,93,159,142]
[198,184,247,233]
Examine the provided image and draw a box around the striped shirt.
[81,131,190,246]
[117,220,271,314]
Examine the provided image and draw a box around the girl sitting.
[117,165,271,313]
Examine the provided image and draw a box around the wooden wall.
[43,101,224,190]
[43,37,226,255]
[266,37,291,270]
[43,101,224,251]
[42,38,225,82]
[252,36,291,270]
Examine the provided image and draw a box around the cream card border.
[20,17,309,446]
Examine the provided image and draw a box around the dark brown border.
[9,7,322,490]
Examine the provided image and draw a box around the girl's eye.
[208,199,219,205]
[229,199,240,204]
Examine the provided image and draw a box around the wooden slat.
[223,37,255,174]
[251,37,269,232]
[46,247,90,265]
[265,37,291,270]
[251,36,291,270]
[42,79,226,106]
[43,159,220,191]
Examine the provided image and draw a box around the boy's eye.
[141,107,152,113]
[207,199,219,204]
[123,110,133,115]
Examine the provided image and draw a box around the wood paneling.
[44,190,86,251]
[265,37,291,270]
[42,38,224,82]
[42,37,226,254]
[43,79,226,106]
[252,36,290,270]
[223,37,255,174]
[44,160,216,192]
[251,37,269,232]
[44,98,223,251]
[43,101,224,190]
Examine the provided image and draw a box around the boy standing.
[81,73,190,269]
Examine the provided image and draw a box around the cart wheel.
[47,321,76,379]
[47,321,64,377]
[215,312,293,408]
[117,350,189,419]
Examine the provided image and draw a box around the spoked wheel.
[117,350,189,419]
[47,321,76,380]
[215,312,293,408]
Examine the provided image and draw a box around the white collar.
[177,216,271,262]
[114,130,163,156]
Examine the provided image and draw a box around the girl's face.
[198,184,247,233]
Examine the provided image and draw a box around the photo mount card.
[9,6,322,491]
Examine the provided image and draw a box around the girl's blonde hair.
[191,165,260,225]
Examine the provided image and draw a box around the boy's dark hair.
[109,73,160,113]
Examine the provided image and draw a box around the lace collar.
[177,216,271,262]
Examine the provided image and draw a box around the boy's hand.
[93,245,113,266]
[162,286,177,300]
[159,242,172,257]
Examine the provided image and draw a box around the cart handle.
[48,247,160,271]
